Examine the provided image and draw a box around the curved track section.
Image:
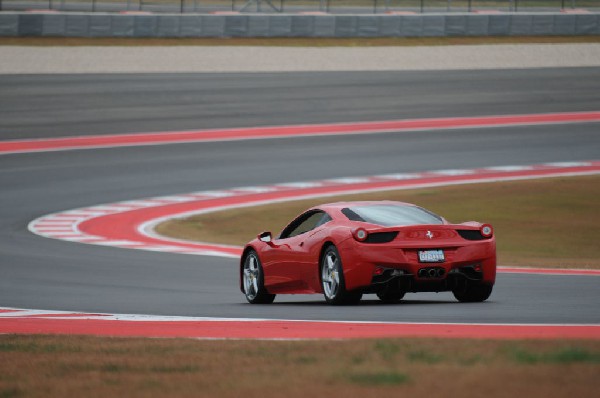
[27,161,600,271]
[1,69,600,335]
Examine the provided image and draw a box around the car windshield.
[342,204,443,227]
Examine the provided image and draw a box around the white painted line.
[60,236,104,242]
[199,191,234,198]
[376,173,419,180]
[544,161,591,167]
[86,205,136,212]
[181,251,238,258]
[120,200,167,207]
[34,220,75,225]
[43,216,87,221]
[33,227,75,231]
[1,306,598,328]
[60,211,105,216]
[140,246,195,252]
[231,187,277,194]
[152,195,197,202]
[276,182,324,189]
[326,177,372,184]
[485,165,533,172]
[91,240,146,246]
[430,169,475,176]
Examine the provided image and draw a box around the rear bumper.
[338,238,496,291]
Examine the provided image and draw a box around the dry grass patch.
[156,175,600,268]
[1,36,599,47]
[0,335,599,398]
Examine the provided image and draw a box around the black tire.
[321,245,362,305]
[452,283,493,303]
[376,288,406,304]
[242,251,275,304]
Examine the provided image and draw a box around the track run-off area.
[1,68,599,340]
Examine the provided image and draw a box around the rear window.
[342,204,443,227]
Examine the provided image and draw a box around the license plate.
[418,250,445,263]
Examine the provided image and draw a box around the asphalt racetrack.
[1,68,599,326]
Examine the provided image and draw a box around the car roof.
[314,200,417,211]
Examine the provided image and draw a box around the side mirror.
[258,231,272,243]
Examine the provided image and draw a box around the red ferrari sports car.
[240,201,496,305]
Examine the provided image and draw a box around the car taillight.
[373,266,385,276]
[353,228,368,242]
[480,224,493,238]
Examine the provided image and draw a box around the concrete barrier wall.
[0,12,598,38]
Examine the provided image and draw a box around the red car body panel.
[240,201,496,296]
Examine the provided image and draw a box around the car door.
[297,223,332,292]
[263,210,331,293]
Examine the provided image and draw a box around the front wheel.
[242,251,275,304]
[321,245,362,305]
[452,283,493,303]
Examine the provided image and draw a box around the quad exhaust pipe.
[418,268,445,279]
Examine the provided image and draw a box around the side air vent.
[457,230,487,241]
[365,232,399,244]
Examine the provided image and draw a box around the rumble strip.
[1,308,599,340]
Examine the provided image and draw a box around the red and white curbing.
[1,307,599,340]
[28,161,600,276]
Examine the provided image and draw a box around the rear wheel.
[321,245,362,305]
[452,283,493,303]
[242,251,275,304]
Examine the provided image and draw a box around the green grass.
[511,347,600,364]
[0,335,598,397]
[406,349,444,363]
[347,371,411,386]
